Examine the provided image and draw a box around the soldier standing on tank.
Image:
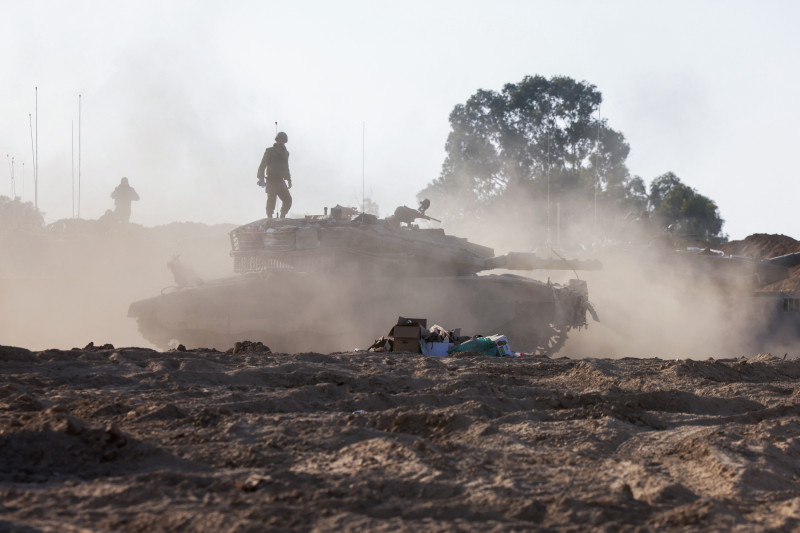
[111,177,140,223]
[257,131,292,219]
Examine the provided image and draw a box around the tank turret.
[229,203,602,277]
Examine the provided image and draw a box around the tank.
[128,203,603,354]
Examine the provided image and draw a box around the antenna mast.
[29,114,35,205]
[78,94,82,218]
[546,119,551,247]
[6,155,13,197]
[594,104,600,243]
[34,87,38,211]
[362,121,365,217]
[71,120,75,218]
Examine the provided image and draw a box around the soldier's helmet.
[275,131,288,143]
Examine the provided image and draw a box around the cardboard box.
[488,334,513,357]
[391,317,427,354]
[393,329,422,352]
[394,337,422,353]
[393,325,422,338]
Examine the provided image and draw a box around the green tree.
[648,173,725,242]
[647,172,682,212]
[420,75,640,244]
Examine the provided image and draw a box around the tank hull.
[128,271,589,354]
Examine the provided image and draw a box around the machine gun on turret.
[388,198,442,226]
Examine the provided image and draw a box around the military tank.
[128,202,602,354]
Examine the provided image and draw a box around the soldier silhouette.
[256,131,292,218]
[110,177,140,223]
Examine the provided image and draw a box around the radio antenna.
[6,155,13,197]
[29,114,34,205]
[593,103,600,243]
[361,121,365,219]
[275,121,278,135]
[78,94,82,218]
[546,116,551,247]
[71,120,75,218]
[34,87,38,210]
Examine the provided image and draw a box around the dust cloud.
[2,193,797,358]
[0,219,235,351]
[562,251,774,358]
[420,192,800,359]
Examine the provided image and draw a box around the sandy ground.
[3,344,800,532]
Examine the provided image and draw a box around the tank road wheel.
[507,322,569,356]
[533,325,569,357]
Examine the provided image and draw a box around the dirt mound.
[722,233,800,292]
[721,233,800,259]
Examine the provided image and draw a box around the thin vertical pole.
[594,104,600,242]
[78,94,82,218]
[71,120,75,218]
[362,121,365,217]
[29,114,34,205]
[6,155,11,197]
[546,124,551,247]
[35,87,38,210]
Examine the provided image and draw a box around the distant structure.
[111,177,140,223]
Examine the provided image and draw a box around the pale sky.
[2,0,798,240]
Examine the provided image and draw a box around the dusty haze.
[424,191,800,359]
[2,208,797,358]
[0,221,235,351]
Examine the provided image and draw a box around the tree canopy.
[419,75,726,247]
[420,75,644,243]
[648,172,725,242]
